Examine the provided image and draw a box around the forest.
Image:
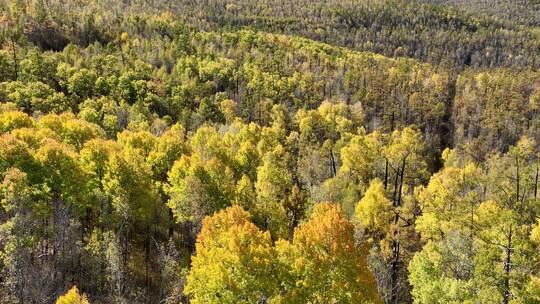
[1,0,540,303]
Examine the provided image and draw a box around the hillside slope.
[418,0,540,26]
[3,0,540,68]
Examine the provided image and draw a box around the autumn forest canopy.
[2,0,540,303]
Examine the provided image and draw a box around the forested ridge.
[4,0,540,68]
[1,0,540,303]
[419,0,540,27]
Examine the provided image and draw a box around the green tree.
[409,154,484,304]
[68,69,97,100]
[254,144,292,238]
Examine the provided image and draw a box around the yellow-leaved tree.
[185,206,278,304]
[275,202,382,304]
[55,286,89,304]
[185,203,381,304]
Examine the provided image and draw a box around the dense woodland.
[1,0,540,303]
[421,0,540,27]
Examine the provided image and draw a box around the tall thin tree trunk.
[145,224,151,302]
[384,158,389,190]
[397,159,406,207]
[516,158,520,205]
[534,165,538,199]
[503,226,513,304]
[390,157,407,304]
[118,41,126,67]
[10,36,18,80]
[330,149,337,177]
[390,238,400,304]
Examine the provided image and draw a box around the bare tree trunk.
[397,159,406,208]
[145,224,151,302]
[534,165,538,199]
[390,240,400,304]
[516,158,520,204]
[390,157,407,304]
[10,36,18,80]
[118,41,126,67]
[384,158,389,190]
[329,149,337,177]
[503,226,513,304]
